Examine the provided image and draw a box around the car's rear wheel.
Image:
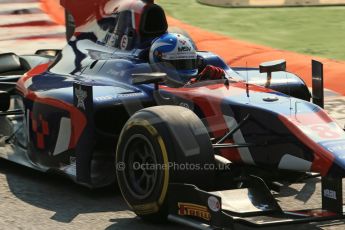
[116,105,215,221]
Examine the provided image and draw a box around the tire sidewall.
[116,117,173,216]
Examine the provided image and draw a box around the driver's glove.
[197,65,225,81]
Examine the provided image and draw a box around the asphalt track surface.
[2,158,345,230]
[2,0,345,229]
[0,1,65,54]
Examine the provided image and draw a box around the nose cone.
[279,103,345,177]
[320,140,345,177]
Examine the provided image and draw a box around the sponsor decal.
[178,46,192,52]
[95,93,143,102]
[106,69,122,76]
[207,196,220,212]
[178,203,211,221]
[162,53,197,60]
[118,93,144,98]
[120,35,129,50]
[179,39,187,45]
[75,86,87,110]
[95,95,114,102]
[323,189,337,200]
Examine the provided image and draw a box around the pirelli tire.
[116,105,215,222]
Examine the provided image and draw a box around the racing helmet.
[149,33,198,80]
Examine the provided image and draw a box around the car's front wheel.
[116,105,215,222]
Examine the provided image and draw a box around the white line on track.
[0,0,66,54]
[0,14,52,25]
[0,3,40,12]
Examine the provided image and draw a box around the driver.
[149,33,225,85]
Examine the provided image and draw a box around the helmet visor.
[162,59,197,71]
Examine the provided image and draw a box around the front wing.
[167,175,344,229]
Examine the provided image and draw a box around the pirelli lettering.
[178,203,211,221]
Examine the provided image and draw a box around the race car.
[0,0,344,229]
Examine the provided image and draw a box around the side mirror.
[259,60,286,88]
[0,53,21,74]
[259,59,286,73]
[0,91,10,111]
[132,73,166,89]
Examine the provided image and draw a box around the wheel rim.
[123,134,159,200]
